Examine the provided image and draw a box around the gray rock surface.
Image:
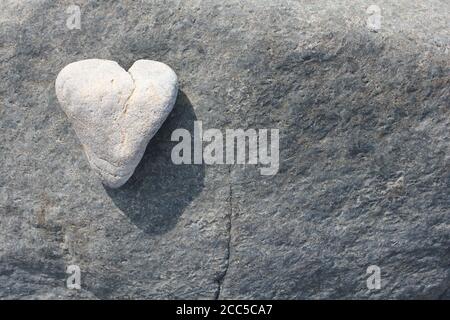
[55,59,178,188]
[0,0,448,299]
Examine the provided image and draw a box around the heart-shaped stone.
[55,59,178,188]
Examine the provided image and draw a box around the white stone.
[55,59,178,188]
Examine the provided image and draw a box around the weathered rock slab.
[0,0,448,299]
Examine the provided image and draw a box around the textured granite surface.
[0,0,448,299]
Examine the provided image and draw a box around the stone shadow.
[105,91,205,235]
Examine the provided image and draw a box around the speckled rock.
[0,0,448,299]
[55,59,178,188]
